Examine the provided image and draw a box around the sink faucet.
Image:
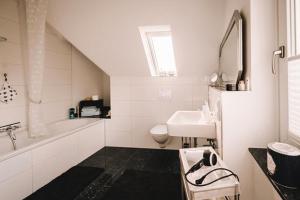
[0,122,21,150]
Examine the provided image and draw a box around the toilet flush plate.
[166,111,216,138]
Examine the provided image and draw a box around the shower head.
[0,36,7,42]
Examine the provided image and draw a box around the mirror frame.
[218,10,243,86]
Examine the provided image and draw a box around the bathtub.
[0,118,105,200]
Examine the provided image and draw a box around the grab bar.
[272,46,285,75]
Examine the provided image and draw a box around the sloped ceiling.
[47,0,225,76]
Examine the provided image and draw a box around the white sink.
[167,111,216,138]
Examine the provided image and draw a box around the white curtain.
[19,0,48,137]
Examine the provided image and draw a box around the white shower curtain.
[20,0,48,137]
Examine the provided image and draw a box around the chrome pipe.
[7,129,17,150]
[0,122,20,150]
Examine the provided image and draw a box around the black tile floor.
[27,147,183,200]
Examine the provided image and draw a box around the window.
[139,26,177,76]
[288,59,300,138]
[288,0,300,56]
[287,0,300,139]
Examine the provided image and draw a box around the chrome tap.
[0,122,21,150]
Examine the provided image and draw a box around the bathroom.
[0,0,299,199]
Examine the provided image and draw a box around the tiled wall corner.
[107,76,208,149]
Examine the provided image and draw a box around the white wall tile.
[0,11,108,129]
[42,85,72,103]
[43,68,71,86]
[171,85,193,103]
[106,116,131,132]
[192,85,208,109]
[110,85,131,101]
[111,101,131,116]
[131,101,160,118]
[131,86,158,101]
[158,101,194,122]
[45,50,71,70]
[0,18,20,44]
[1,64,25,85]
[0,85,26,108]
[105,130,132,147]
[0,106,27,127]
[110,77,131,86]
[131,77,160,86]
[159,77,194,86]
[108,76,208,148]
[42,101,71,124]
[0,0,19,23]
[45,30,71,55]
[131,117,159,148]
[0,43,22,65]
[71,47,105,106]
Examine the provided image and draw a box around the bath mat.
[25,166,104,200]
[102,170,182,200]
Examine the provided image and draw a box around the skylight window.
[139,26,177,76]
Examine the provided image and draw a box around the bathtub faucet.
[0,122,21,150]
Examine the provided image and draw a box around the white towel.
[82,106,98,112]
[81,107,101,116]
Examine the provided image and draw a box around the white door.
[278,0,300,146]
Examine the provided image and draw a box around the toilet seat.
[150,124,168,135]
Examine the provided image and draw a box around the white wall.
[71,47,109,107]
[0,0,108,128]
[42,26,73,124]
[107,76,208,148]
[47,0,225,148]
[0,0,27,127]
[249,0,278,144]
[47,0,225,77]
[221,1,279,200]
[102,73,110,106]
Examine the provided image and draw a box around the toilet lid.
[150,124,168,135]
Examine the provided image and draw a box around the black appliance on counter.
[79,100,103,118]
[267,142,300,188]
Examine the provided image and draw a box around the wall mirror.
[218,10,243,87]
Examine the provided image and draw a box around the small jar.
[69,108,75,119]
[238,80,246,91]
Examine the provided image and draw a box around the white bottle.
[238,80,246,91]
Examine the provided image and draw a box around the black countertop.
[249,148,300,200]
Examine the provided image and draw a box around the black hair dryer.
[188,150,217,173]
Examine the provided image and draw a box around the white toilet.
[150,124,169,148]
